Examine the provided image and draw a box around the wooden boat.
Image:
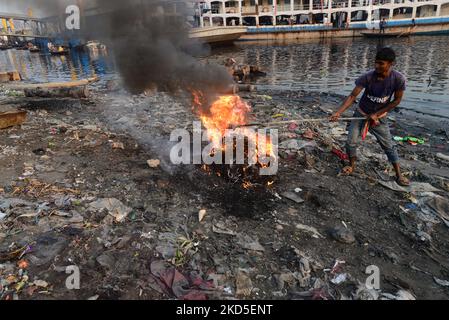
[29,46,41,53]
[189,26,247,45]
[0,45,12,51]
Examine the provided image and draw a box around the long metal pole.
[233,117,366,128]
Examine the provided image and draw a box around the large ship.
[194,0,449,40]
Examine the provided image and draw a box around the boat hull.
[50,50,69,55]
[238,18,449,41]
[361,32,408,38]
[189,26,246,45]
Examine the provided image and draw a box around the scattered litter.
[378,181,441,193]
[296,223,324,239]
[149,260,215,300]
[426,197,449,225]
[330,127,346,137]
[327,259,346,274]
[89,198,132,223]
[147,159,161,168]
[258,95,272,101]
[416,230,432,242]
[1,82,448,300]
[33,280,48,288]
[17,259,29,269]
[404,203,417,210]
[381,290,416,300]
[302,129,315,139]
[354,284,379,300]
[198,209,207,222]
[330,273,347,285]
[329,226,355,244]
[111,142,124,149]
[288,123,298,131]
[212,222,237,236]
[223,286,233,295]
[434,277,449,287]
[236,234,265,252]
[393,136,425,145]
[279,139,317,150]
[236,270,253,297]
[281,191,305,204]
[436,153,449,162]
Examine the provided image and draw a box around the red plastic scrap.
[311,287,329,300]
[330,260,346,275]
[362,119,381,141]
[331,148,349,161]
[288,123,299,132]
[149,260,214,300]
[181,291,208,300]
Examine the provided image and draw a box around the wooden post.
[0,72,10,83]
[8,71,21,81]
[24,86,90,98]
[0,110,27,129]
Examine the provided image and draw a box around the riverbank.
[1,86,448,300]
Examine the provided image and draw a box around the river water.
[0,48,116,86]
[209,35,449,119]
[1,35,448,118]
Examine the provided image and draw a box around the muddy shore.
[1,87,449,300]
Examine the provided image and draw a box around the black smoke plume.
[82,0,233,96]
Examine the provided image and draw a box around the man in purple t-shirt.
[330,47,410,186]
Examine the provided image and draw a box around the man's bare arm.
[330,86,363,121]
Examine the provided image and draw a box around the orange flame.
[192,92,276,166]
[200,95,250,149]
[242,181,253,189]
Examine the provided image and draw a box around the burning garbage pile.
[185,91,279,217]
[191,91,278,191]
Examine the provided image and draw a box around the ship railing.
[276,5,291,11]
[294,3,311,10]
[350,0,370,7]
[372,0,393,5]
[392,0,415,3]
[312,2,330,10]
[332,0,350,8]
[375,0,383,3]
